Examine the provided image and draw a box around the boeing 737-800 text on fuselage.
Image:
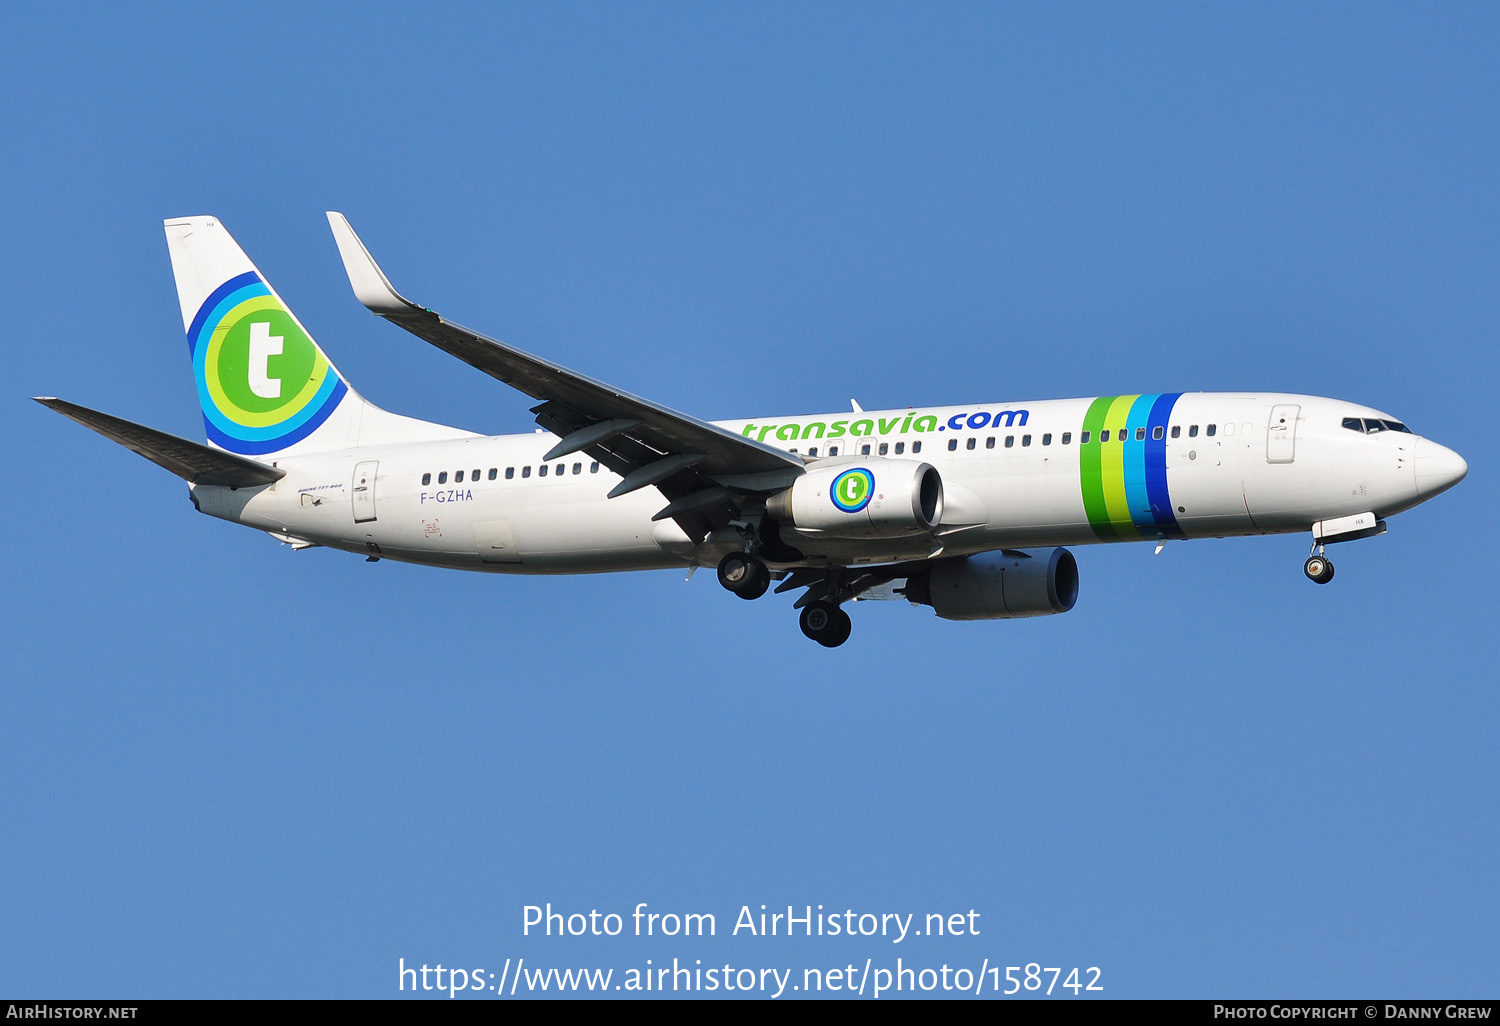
[37,214,1468,646]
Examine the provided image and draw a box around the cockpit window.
[1344,416,1414,435]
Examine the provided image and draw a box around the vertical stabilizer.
[163,216,473,456]
[165,216,354,456]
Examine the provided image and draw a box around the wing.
[35,397,286,488]
[326,213,803,542]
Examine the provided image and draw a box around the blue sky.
[1,3,1495,999]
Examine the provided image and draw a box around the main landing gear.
[717,551,769,600]
[799,600,852,648]
[1303,547,1335,584]
[716,551,855,647]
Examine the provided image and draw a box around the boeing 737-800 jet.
[37,214,1469,646]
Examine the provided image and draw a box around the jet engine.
[902,548,1079,620]
[766,460,943,539]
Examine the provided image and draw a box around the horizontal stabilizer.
[34,398,286,487]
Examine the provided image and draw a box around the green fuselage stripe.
[1099,394,1140,532]
[1079,396,1118,540]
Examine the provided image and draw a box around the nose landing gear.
[1303,548,1335,584]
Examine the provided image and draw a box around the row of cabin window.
[422,462,601,486]
[789,441,925,457]
[941,423,1234,451]
[792,423,1236,458]
[422,419,1248,483]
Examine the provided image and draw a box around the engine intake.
[766,460,943,538]
[903,548,1079,620]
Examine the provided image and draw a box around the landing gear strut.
[1304,546,1335,584]
[717,551,769,600]
[799,600,852,648]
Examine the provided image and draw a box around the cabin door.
[352,461,379,523]
[1267,405,1300,464]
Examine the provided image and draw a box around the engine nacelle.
[766,460,943,538]
[904,548,1079,620]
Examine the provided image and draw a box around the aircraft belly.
[960,462,1091,543]
[1166,442,1257,537]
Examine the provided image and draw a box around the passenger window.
[1042,433,1052,445]
[1135,427,1146,441]
[1061,432,1072,445]
[1101,430,1110,443]
[985,436,995,449]
[1005,435,1015,448]
[948,439,958,451]
[1206,424,1217,437]
[539,465,547,477]
[422,473,431,486]
[1223,422,1235,437]
[861,444,872,455]
[1153,426,1164,440]
[1170,425,1180,439]
[522,467,531,478]
[808,447,819,457]
[1189,425,1199,437]
[965,438,976,450]
[912,441,922,453]
[505,467,515,480]
[1080,431,1090,444]
[591,462,600,473]
[894,442,904,454]
[1022,434,1032,447]
[789,447,798,454]
[473,468,481,480]
[878,442,888,455]
[555,464,564,476]
[438,471,448,484]
[570,463,579,474]
[456,470,465,482]
[488,468,497,480]
[828,446,839,456]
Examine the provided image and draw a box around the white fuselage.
[190,392,1454,573]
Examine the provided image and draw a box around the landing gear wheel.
[717,551,769,600]
[1303,555,1335,584]
[799,601,853,647]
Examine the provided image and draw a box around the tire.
[718,552,767,598]
[822,608,853,648]
[800,602,851,646]
[800,601,837,641]
[1304,556,1327,582]
[738,563,770,600]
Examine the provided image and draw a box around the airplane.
[36,214,1469,647]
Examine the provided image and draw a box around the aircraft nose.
[1415,439,1468,498]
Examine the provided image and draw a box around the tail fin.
[165,216,354,456]
[164,216,476,457]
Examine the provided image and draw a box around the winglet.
[326,212,420,315]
